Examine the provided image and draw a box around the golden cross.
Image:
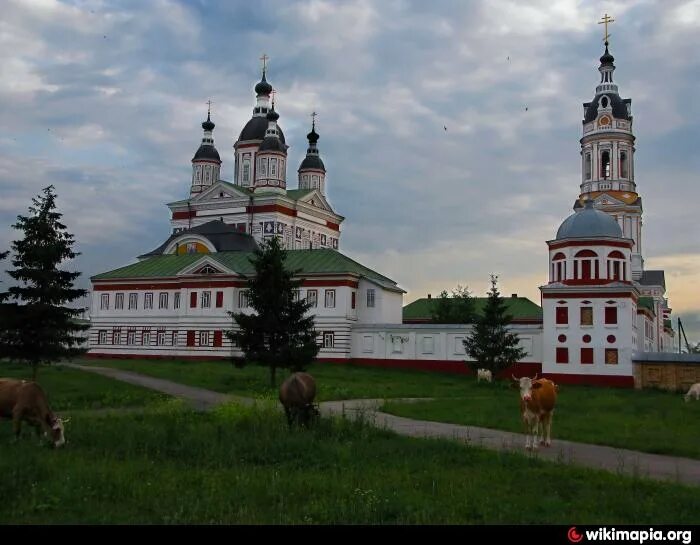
[260,53,269,72]
[598,13,614,44]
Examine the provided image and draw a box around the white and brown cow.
[512,374,558,449]
[0,378,67,447]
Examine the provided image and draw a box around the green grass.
[80,358,470,401]
[383,381,700,459]
[0,402,698,524]
[0,361,169,412]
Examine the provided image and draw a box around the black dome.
[267,108,279,122]
[202,113,215,132]
[238,116,286,143]
[258,136,286,153]
[192,144,220,162]
[255,73,272,95]
[307,127,319,145]
[583,93,631,124]
[299,155,325,171]
[600,45,615,65]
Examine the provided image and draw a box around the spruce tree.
[226,236,319,387]
[1,186,88,379]
[463,275,526,378]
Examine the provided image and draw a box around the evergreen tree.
[1,186,88,379]
[463,275,526,378]
[430,285,475,324]
[226,236,319,387]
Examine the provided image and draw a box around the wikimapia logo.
[567,527,692,544]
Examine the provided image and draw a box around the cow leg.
[543,412,553,447]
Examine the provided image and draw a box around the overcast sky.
[1,0,699,342]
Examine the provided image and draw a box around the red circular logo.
[582,335,591,343]
[568,527,584,543]
[607,335,616,343]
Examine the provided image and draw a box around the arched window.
[552,252,566,282]
[574,250,599,280]
[270,158,277,177]
[601,150,611,179]
[620,150,628,178]
[601,96,609,108]
[584,153,592,180]
[242,162,250,183]
[607,250,626,281]
[259,158,267,176]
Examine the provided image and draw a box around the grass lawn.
[80,358,470,401]
[0,401,698,524]
[383,382,700,459]
[0,361,169,412]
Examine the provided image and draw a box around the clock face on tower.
[598,115,611,127]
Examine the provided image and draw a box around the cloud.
[0,0,698,341]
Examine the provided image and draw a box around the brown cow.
[512,374,557,449]
[279,372,318,428]
[0,378,67,447]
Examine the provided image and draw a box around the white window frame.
[323,332,335,348]
[144,292,153,310]
[174,292,180,309]
[201,291,211,308]
[199,330,210,346]
[98,330,108,344]
[238,290,249,308]
[159,292,168,309]
[115,293,124,310]
[142,328,151,346]
[128,293,138,310]
[325,289,336,308]
[157,329,166,346]
[306,289,318,307]
[366,289,376,308]
[100,293,109,310]
[126,329,136,345]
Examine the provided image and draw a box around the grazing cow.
[279,372,318,428]
[0,378,68,447]
[685,383,700,402]
[477,368,493,383]
[512,374,557,449]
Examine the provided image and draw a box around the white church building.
[87,42,674,387]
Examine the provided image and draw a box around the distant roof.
[403,296,543,323]
[637,297,655,313]
[639,270,666,289]
[93,249,403,291]
[138,220,258,258]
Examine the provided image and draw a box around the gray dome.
[238,116,286,143]
[258,135,287,153]
[299,155,325,171]
[556,201,622,240]
[192,144,220,162]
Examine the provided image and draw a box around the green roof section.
[285,188,314,201]
[92,249,401,290]
[403,296,543,323]
[638,297,655,313]
[219,181,253,196]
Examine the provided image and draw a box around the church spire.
[190,102,221,196]
[298,112,326,194]
[254,91,287,194]
[253,54,273,117]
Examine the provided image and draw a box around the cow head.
[512,374,541,403]
[48,416,68,448]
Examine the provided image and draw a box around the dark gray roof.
[583,93,631,124]
[238,116,286,143]
[139,220,258,258]
[299,155,325,171]
[556,201,622,240]
[192,144,221,162]
[639,270,666,289]
[258,135,287,153]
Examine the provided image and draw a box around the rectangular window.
[213,331,223,347]
[159,292,168,309]
[126,329,136,345]
[367,289,376,308]
[215,291,224,308]
[144,292,153,310]
[605,306,618,325]
[238,290,248,308]
[243,162,250,183]
[98,330,108,344]
[325,289,336,308]
[580,307,593,326]
[186,330,195,347]
[171,331,178,346]
[115,293,124,310]
[323,332,334,348]
[363,335,374,353]
[556,307,568,325]
[142,328,151,346]
[100,293,109,310]
[112,327,121,345]
[422,336,435,354]
[199,331,210,346]
[201,291,211,308]
[556,347,569,364]
[306,289,318,307]
[128,293,138,310]
[351,291,356,309]
[270,158,277,176]
[259,158,267,175]
[605,348,618,365]
[174,292,180,309]
[155,329,165,346]
[581,347,594,364]
[190,292,197,308]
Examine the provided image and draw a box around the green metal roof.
[403,296,543,323]
[92,249,401,290]
[285,189,314,200]
[638,297,655,313]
